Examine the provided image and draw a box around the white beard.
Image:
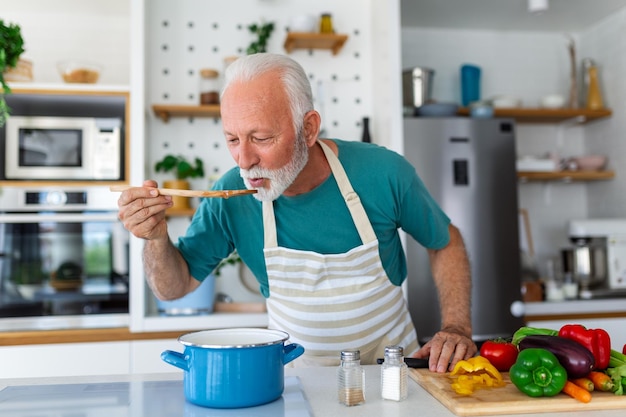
[240,135,310,201]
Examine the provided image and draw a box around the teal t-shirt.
[177,139,450,297]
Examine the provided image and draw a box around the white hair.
[221,53,314,137]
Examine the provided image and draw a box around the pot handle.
[161,350,190,371]
[283,343,305,365]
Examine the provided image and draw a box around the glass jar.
[199,68,220,105]
[320,13,333,34]
[337,350,365,406]
[381,345,408,401]
[583,58,604,110]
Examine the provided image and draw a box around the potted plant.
[154,154,205,210]
[0,19,25,126]
[246,21,275,54]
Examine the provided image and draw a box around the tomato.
[622,343,626,355]
[479,339,519,372]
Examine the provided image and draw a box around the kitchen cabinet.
[0,341,131,378]
[523,298,626,349]
[283,32,349,55]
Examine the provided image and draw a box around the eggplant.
[518,334,595,378]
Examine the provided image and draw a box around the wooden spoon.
[109,185,257,199]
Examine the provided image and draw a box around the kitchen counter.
[0,365,623,417]
[523,298,626,320]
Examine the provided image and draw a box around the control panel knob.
[46,190,68,206]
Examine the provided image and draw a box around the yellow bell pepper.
[449,355,505,395]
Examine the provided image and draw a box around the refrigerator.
[403,117,524,344]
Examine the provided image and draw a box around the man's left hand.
[413,326,477,373]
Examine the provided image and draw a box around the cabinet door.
[130,339,183,374]
[0,341,130,378]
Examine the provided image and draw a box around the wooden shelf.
[165,207,196,217]
[517,170,615,182]
[152,104,220,122]
[283,32,348,55]
[457,107,612,123]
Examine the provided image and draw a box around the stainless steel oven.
[0,187,129,331]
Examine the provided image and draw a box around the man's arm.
[414,223,477,372]
[117,179,200,300]
[143,237,200,300]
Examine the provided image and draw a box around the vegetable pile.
[449,324,626,403]
[510,325,626,402]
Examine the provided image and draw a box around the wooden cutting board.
[410,368,626,416]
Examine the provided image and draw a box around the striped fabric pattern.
[261,140,418,364]
[265,240,418,358]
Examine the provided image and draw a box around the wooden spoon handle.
[109,185,256,198]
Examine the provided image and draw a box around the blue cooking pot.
[161,328,304,408]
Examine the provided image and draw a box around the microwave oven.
[4,116,122,181]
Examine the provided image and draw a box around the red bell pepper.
[558,324,611,370]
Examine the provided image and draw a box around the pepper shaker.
[381,345,408,401]
[199,68,220,105]
[337,350,365,406]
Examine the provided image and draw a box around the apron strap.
[318,140,377,244]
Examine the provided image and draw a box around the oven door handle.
[0,213,120,223]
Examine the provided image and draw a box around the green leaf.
[0,20,25,126]
[154,154,205,180]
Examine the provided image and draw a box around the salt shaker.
[381,345,408,401]
[337,350,365,406]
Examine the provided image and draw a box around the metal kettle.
[561,239,607,291]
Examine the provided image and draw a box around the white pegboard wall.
[146,0,373,187]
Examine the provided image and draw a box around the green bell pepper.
[509,348,567,397]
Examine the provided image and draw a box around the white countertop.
[524,297,626,316]
[0,365,624,417]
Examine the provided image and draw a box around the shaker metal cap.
[384,345,404,357]
[340,350,361,360]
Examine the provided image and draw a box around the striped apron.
[263,140,418,367]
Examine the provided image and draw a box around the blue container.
[156,273,215,316]
[461,64,481,106]
[161,328,305,408]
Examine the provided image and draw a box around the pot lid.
[178,328,289,348]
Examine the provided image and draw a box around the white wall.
[580,9,626,217]
[0,0,130,85]
[401,12,626,277]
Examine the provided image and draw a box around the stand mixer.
[565,219,626,298]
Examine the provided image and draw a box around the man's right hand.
[116,180,173,240]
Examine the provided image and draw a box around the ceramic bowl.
[540,94,566,109]
[491,95,522,108]
[572,155,608,171]
[58,61,102,84]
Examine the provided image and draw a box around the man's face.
[221,72,308,201]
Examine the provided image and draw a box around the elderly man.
[118,53,476,371]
